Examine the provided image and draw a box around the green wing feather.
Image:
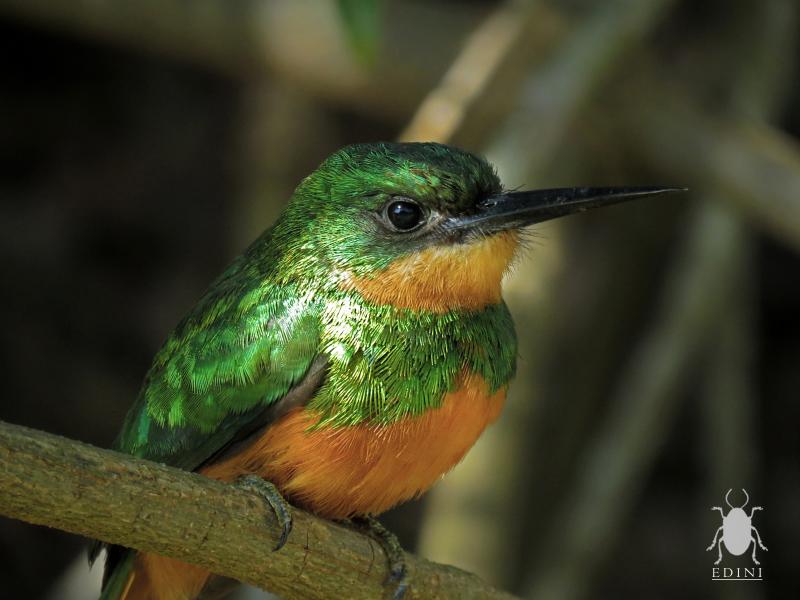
[96,237,323,598]
[115,243,322,470]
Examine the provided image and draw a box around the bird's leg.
[711,506,725,518]
[349,515,408,600]
[234,475,293,551]
[751,526,767,551]
[749,506,763,519]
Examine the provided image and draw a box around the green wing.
[94,249,323,591]
[115,256,322,471]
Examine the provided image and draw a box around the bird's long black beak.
[444,186,685,232]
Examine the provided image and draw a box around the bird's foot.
[234,475,292,551]
[350,515,408,600]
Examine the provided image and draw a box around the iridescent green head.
[270,141,679,311]
[276,142,503,275]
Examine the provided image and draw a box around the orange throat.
[341,230,519,311]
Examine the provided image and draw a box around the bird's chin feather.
[339,230,519,312]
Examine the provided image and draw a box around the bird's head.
[275,142,677,312]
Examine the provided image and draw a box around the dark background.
[0,1,798,599]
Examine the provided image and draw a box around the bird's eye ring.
[385,198,424,232]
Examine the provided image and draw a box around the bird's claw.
[235,475,293,551]
[350,515,409,600]
[387,563,408,600]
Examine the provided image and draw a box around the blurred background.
[0,0,798,599]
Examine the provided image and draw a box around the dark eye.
[386,199,423,231]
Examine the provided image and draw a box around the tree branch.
[0,420,518,600]
[398,0,564,146]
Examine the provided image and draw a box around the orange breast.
[202,371,506,518]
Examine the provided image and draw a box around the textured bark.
[0,420,518,600]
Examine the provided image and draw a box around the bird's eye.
[385,199,424,231]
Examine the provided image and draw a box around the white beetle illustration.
[707,488,768,565]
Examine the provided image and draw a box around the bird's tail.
[95,545,136,600]
[91,544,213,600]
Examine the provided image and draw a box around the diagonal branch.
[398,0,564,145]
[0,420,518,600]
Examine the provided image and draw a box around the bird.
[91,141,677,599]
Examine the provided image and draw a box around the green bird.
[92,142,675,600]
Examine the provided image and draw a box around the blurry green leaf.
[337,0,382,67]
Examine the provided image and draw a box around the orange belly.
[124,372,505,600]
[204,370,506,517]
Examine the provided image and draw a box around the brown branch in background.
[398,0,564,145]
[485,0,680,184]
[0,421,518,600]
[702,215,759,491]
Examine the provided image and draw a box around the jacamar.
[91,142,676,599]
